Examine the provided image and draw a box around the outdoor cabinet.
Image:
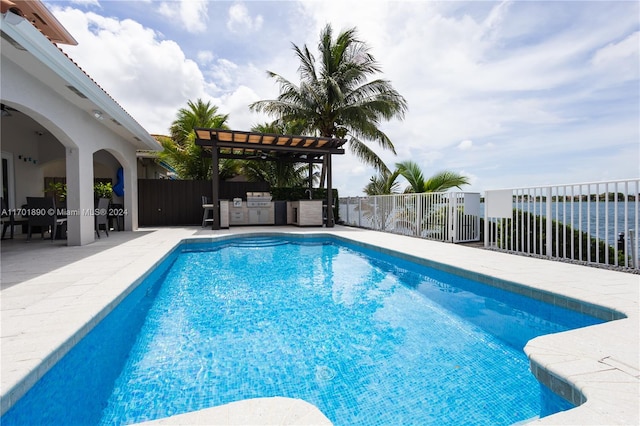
[230,210,244,225]
[228,202,274,225]
[219,200,229,228]
[289,200,323,226]
[248,208,273,225]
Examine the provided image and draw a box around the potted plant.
[44,182,66,205]
[94,182,113,201]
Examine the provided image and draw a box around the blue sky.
[44,0,639,196]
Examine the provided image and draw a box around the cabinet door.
[231,211,244,224]
[248,209,259,224]
[261,209,271,224]
[247,209,273,224]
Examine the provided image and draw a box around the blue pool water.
[2,235,602,425]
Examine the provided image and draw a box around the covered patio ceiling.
[194,128,347,229]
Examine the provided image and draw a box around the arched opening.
[1,103,72,210]
[0,100,138,244]
[93,149,127,232]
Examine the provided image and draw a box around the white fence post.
[346,197,350,224]
[416,194,422,237]
[373,196,378,229]
[449,192,457,243]
[484,200,489,247]
[546,186,552,258]
[630,229,638,269]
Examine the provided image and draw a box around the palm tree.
[242,160,312,188]
[160,99,230,180]
[242,121,317,187]
[250,24,408,184]
[363,169,401,195]
[361,162,469,235]
[396,161,469,193]
[364,161,469,195]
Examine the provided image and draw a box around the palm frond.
[349,137,390,173]
[423,171,470,192]
[396,160,426,193]
[364,168,400,195]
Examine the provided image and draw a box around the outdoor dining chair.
[25,196,67,241]
[202,195,214,227]
[1,197,20,240]
[95,197,110,238]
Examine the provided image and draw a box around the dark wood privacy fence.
[138,179,269,226]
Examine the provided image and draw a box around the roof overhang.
[0,7,160,151]
[194,128,346,163]
[1,0,77,45]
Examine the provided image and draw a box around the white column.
[545,187,552,257]
[65,146,94,245]
[123,163,137,231]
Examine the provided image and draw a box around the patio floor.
[1,226,638,425]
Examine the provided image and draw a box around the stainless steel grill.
[246,192,272,207]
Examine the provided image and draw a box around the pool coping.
[1,227,638,424]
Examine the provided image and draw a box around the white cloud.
[206,59,239,91]
[178,0,208,33]
[592,32,639,66]
[458,140,473,151]
[156,2,173,19]
[590,31,640,82]
[227,2,263,33]
[68,0,100,7]
[53,7,207,134]
[459,170,479,191]
[223,85,265,129]
[196,50,214,65]
[157,0,208,33]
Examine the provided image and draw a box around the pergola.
[194,128,347,229]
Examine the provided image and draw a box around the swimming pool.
[1,235,604,425]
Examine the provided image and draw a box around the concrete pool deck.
[1,226,638,424]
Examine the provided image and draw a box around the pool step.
[229,237,288,248]
[181,237,290,253]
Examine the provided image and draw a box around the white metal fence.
[339,192,481,243]
[484,179,639,269]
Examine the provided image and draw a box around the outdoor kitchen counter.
[229,202,274,225]
[288,200,323,226]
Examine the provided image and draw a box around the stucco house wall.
[1,3,160,245]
